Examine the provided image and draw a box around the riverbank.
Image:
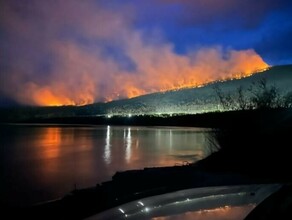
[11,158,292,219]
[1,108,292,129]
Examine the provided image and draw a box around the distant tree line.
[214,78,292,110]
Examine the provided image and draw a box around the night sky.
[1,0,292,106]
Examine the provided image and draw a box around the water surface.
[0,125,211,206]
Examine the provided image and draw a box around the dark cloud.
[158,0,292,29]
[117,0,292,62]
[143,0,290,61]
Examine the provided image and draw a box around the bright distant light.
[145,207,150,212]
[128,114,132,118]
[107,114,112,118]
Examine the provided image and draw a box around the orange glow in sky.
[18,48,269,106]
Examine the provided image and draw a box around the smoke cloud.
[0,0,268,106]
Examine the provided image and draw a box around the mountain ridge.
[82,64,292,116]
[0,64,291,122]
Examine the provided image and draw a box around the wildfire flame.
[29,49,269,106]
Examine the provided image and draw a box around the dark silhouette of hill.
[81,64,292,116]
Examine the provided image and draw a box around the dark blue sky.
[121,0,292,65]
[1,0,292,105]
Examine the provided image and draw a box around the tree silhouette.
[214,78,292,110]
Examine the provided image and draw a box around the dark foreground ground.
[3,108,292,219]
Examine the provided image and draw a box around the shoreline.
[10,163,270,219]
[1,108,292,130]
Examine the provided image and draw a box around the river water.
[0,124,211,206]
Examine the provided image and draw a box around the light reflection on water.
[152,205,255,220]
[104,125,111,164]
[125,127,132,163]
[88,184,281,220]
[0,125,211,206]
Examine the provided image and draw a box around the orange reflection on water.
[152,204,255,220]
[37,127,62,159]
[33,127,95,186]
